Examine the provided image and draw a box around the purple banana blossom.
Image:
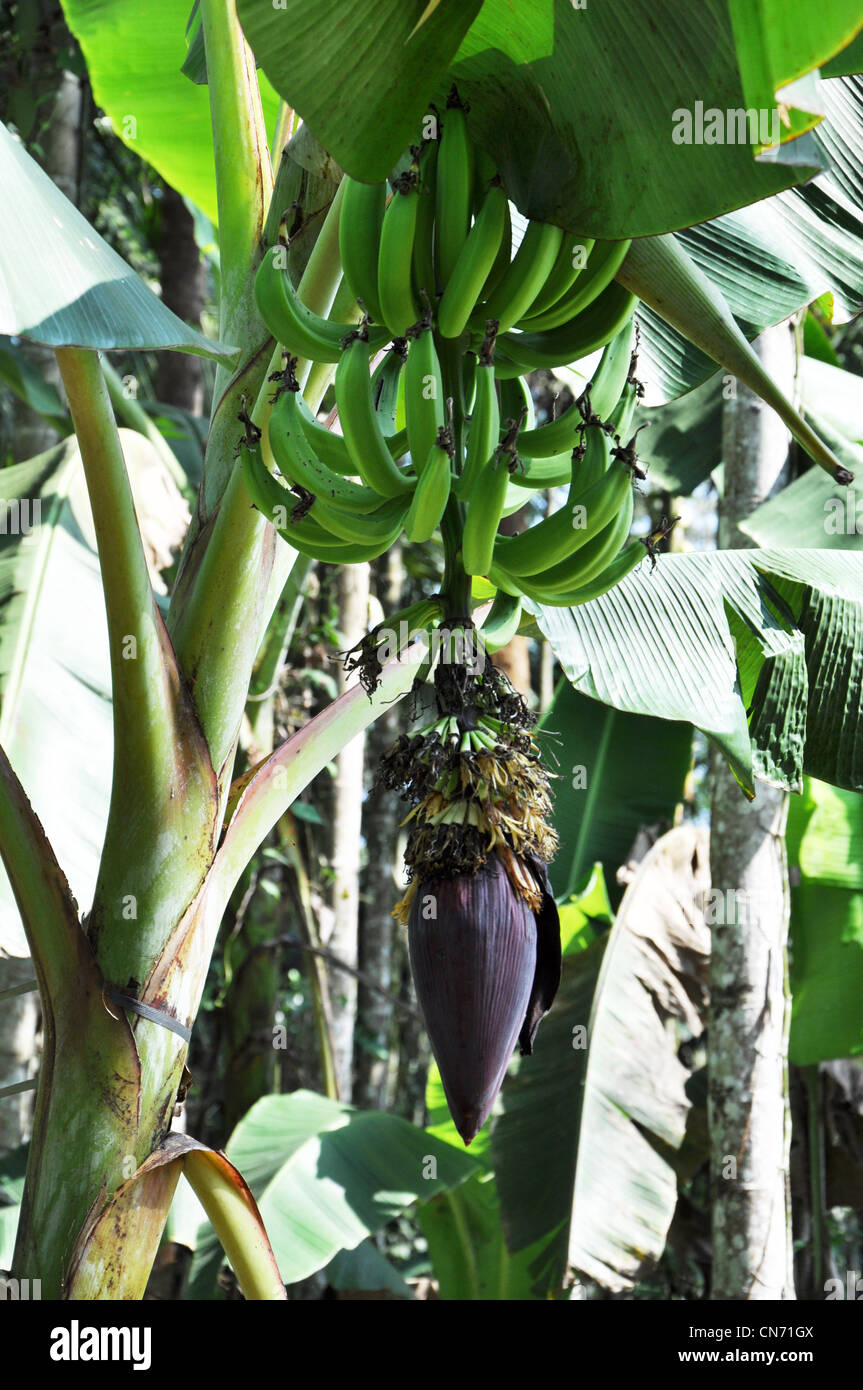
[409,852,561,1144]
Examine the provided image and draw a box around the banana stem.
[168,183,347,777]
[618,235,852,485]
[435,327,472,623]
[441,496,471,620]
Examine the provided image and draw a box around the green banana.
[296,398,408,475]
[513,538,645,607]
[313,491,411,544]
[492,438,630,577]
[404,319,446,471]
[269,381,410,515]
[255,246,390,363]
[403,432,453,542]
[474,219,564,334]
[491,346,534,381]
[412,140,439,305]
[472,144,497,200]
[456,328,500,499]
[508,452,573,490]
[521,234,596,321]
[339,176,387,324]
[502,476,534,516]
[479,589,523,652]
[573,421,612,489]
[523,478,634,596]
[512,394,584,461]
[436,179,508,340]
[498,372,534,430]
[335,332,416,497]
[462,348,477,418]
[377,170,422,338]
[435,95,474,286]
[461,423,518,576]
[512,318,635,460]
[586,318,637,421]
[283,513,401,563]
[301,274,365,409]
[607,379,640,442]
[240,439,396,562]
[517,238,633,332]
[497,281,638,373]
[371,340,408,436]
[479,194,512,303]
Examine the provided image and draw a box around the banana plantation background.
[1,0,863,1322]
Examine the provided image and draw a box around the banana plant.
[2,0,863,1301]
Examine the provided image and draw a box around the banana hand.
[492,439,630,577]
[497,281,638,374]
[517,238,633,332]
[269,374,411,515]
[513,538,645,607]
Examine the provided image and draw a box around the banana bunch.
[246,84,653,621]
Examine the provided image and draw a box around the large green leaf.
[492,826,710,1292]
[740,458,863,550]
[61,0,281,225]
[637,352,863,497]
[635,374,723,494]
[788,779,863,1063]
[239,0,838,237]
[0,122,232,360]
[324,1240,413,1299]
[0,337,68,432]
[237,0,481,185]
[729,1,863,141]
[801,357,863,442]
[419,1063,562,1299]
[0,428,188,957]
[539,680,693,902]
[0,439,112,955]
[529,549,863,795]
[186,1091,477,1296]
[635,77,863,403]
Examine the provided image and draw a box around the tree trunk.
[0,965,38,1153]
[325,564,370,1100]
[154,185,205,414]
[709,325,795,1300]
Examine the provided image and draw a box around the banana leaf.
[787,778,863,1063]
[539,680,693,902]
[237,0,852,234]
[492,826,710,1292]
[529,548,863,796]
[186,1091,477,1297]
